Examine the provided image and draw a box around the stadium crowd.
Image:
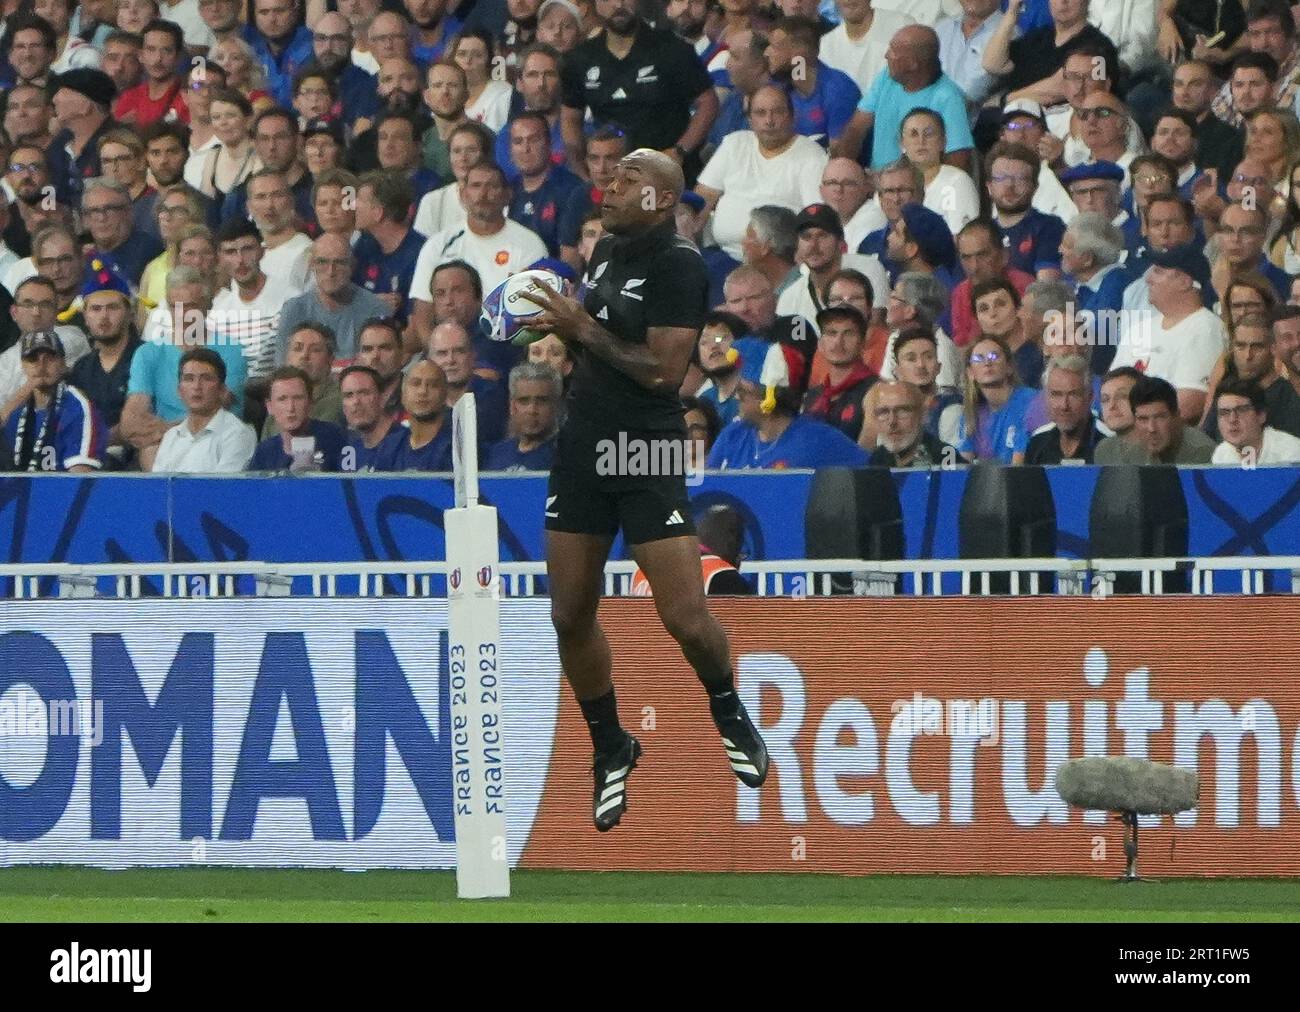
[4,0,1300,474]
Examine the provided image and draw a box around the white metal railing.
[2,556,1300,599]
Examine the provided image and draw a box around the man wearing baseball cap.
[776,202,888,340]
[706,339,868,470]
[999,98,1076,223]
[47,68,118,206]
[1110,243,1227,423]
[2,329,105,472]
[68,263,141,463]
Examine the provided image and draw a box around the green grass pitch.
[0,868,1296,922]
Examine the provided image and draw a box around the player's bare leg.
[546,529,642,830]
[631,534,769,788]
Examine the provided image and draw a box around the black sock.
[704,670,742,721]
[579,689,626,755]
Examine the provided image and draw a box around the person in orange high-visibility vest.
[630,504,752,595]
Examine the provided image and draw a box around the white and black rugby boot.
[711,697,769,788]
[592,733,642,832]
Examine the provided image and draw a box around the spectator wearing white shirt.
[414,121,494,238]
[694,85,827,261]
[43,0,102,73]
[820,157,882,252]
[818,0,915,91]
[1211,377,1300,465]
[453,29,513,133]
[898,108,979,236]
[1111,244,1226,423]
[211,218,302,385]
[740,205,800,295]
[936,0,1001,108]
[152,347,257,472]
[775,202,889,332]
[0,275,91,411]
[408,161,548,343]
[247,169,313,293]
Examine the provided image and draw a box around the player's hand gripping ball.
[481,269,566,347]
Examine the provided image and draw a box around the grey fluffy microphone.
[1056,756,1199,815]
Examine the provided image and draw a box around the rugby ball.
[481,269,564,347]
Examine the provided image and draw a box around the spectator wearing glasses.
[81,177,164,287]
[3,14,59,90]
[972,277,1043,388]
[956,334,1036,465]
[982,0,1119,109]
[310,11,380,127]
[855,158,922,273]
[2,146,57,268]
[1201,313,1300,439]
[275,233,389,363]
[138,185,208,324]
[985,142,1067,282]
[898,108,979,236]
[1211,376,1300,464]
[819,158,877,253]
[113,19,188,127]
[997,99,1077,225]
[27,226,89,327]
[485,361,561,471]
[864,379,955,468]
[151,347,257,473]
[0,275,92,411]
[96,129,160,240]
[1215,203,1291,302]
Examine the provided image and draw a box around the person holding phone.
[246,366,348,472]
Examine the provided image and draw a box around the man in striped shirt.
[210,217,303,385]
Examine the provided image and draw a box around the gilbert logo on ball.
[481,269,564,347]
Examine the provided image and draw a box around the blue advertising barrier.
[3,466,1300,569]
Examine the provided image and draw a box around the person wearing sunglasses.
[956,334,1035,465]
[81,176,164,287]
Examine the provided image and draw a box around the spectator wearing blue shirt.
[831,25,974,172]
[494,43,567,183]
[936,0,1001,109]
[428,319,508,447]
[123,265,248,471]
[985,141,1067,280]
[1061,212,1128,375]
[707,29,767,149]
[222,108,317,227]
[309,12,380,126]
[406,0,461,66]
[376,109,441,204]
[3,329,105,472]
[338,364,404,472]
[767,16,860,148]
[243,5,314,109]
[377,359,455,471]
[1218,202,1292,302]
[248,366,348,472]
[707,339,868,469]
[956,334,1037,465]
[81,177,164,287]
[353,170,426,324]
[506,112,587,265]
[696,315,752,428]
[485,361,560,470]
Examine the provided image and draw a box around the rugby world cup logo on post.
[450,567,462,591]
[477,566,493,589]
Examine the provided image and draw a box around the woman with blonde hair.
[211,36,275,113]
[956,333,1037,465]
[184,89,260,200]
[1243,108,1300,201]
[137,186,208,325]
[1202,272,1280,426]
[413,121,495,237]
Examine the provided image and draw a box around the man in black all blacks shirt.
[521,148,769,832]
